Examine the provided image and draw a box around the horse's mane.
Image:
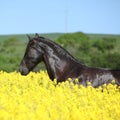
[37,36,78,62]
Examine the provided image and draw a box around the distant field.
[0,33,63,42]
[0,32,120,43]
[1,33,120,40]
[1,33,120,48]
[0,32,120,72]
[0,33,63,72]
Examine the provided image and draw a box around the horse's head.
[19,33,43,75]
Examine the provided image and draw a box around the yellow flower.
[0,71,120,120]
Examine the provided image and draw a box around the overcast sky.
[0,0,120,35]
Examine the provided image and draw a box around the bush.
[56,32,120,69]
[92,37,116,53]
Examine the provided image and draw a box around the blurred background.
[0,0,120,72]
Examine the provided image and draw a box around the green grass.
[0,33,63,72]
[0,32,120,72]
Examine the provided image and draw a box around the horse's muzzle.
[19,66,29,75]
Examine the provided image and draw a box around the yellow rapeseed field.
[0,70,120,120]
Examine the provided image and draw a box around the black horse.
[19,33,120,87]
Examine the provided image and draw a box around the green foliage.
[0,33,120,72]
[105,53,120,69]
[92,37,116,52]
[56,32,120,69]
[0,37,22,72]
[56,32,90,59]
[56,32,89,47]
[0,33,63,72]
[90,52,120,69]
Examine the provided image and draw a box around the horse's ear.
[35,33,39,38]
[26,34,32,41]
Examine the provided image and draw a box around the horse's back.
[110,70,120,85]
[77,65,120,87]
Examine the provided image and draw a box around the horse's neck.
[43,45,78,81]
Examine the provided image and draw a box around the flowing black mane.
[19,34,120,87]
[37,36,78,62]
